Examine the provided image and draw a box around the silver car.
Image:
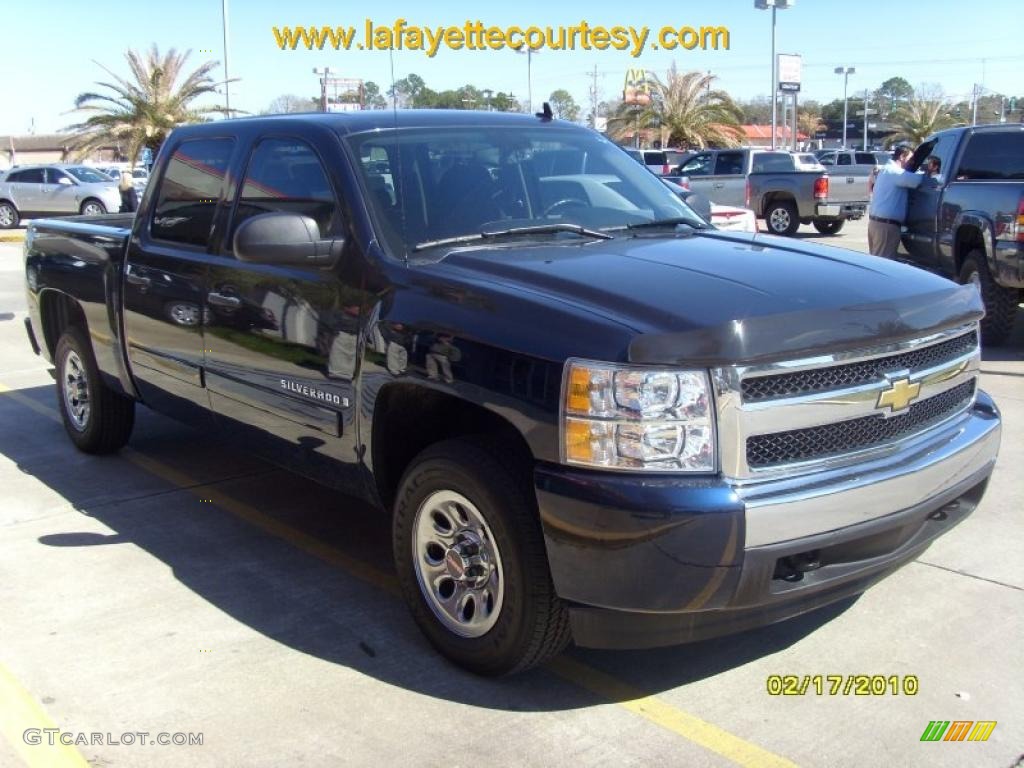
[0,164,122,228]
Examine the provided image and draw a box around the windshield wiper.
[413,222,613,252]
[607,217,708,232]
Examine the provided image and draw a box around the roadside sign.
[778,53,802,92]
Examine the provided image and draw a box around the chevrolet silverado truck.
[671,148,866,236]
[23,111,1001,675]
[902,124,1024,345]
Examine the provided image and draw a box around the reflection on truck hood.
[434,231,984,366]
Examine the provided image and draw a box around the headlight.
[561,359,715,472]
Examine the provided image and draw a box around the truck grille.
[746,379,976,468]
[741,330,977,402]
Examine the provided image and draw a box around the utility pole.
[971,83,980,126]
[313,67,333,112]
[589,65,599,128]
[863,89,869,150]
[221,0,231,115]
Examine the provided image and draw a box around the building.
[737,124,809,148]
[0,133,120,169]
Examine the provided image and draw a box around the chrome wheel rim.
[769,208,791,232]
[62,350,90,431]
[83,202,103,216]
[169,303,200,326]
[0,205,13,227]
[412,490,504,638]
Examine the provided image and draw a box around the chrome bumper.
[737,392,1001,547]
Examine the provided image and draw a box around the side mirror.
[233,212,343,266]
[57,176,73,186]
[681,191,713,224]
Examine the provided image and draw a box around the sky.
[2,0,1022,135]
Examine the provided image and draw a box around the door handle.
[207,291,242,308]
[712,182,725,189]
[126,273,151,289]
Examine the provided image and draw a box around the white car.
[97,166,149,193]
[661,177,758,233]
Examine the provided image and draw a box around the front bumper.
[534,391,1000,649]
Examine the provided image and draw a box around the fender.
[948,210,995,277]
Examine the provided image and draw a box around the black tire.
[393,437,570,676]
[959,250,1018,346]
[79,199,107,216]
[0,200,19,229]
[764,200,800,236]
[812,218,845,235]
[55,326,135,453]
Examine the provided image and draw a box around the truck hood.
[433,231,983,366]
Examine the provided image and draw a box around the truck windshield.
[344,126,706,256]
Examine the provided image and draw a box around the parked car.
[669,148,867,235]
[97,166,149,192]
[662,178,757,232]
[793,153,826,171]
[23,110,1000,675]
[902,123,1024,344]
[0,164,121,228]
[818,150,888,176]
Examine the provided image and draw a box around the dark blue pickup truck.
[22,111,1001,675]
[903,124,1024,344]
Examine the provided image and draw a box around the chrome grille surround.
[712,324,981,483]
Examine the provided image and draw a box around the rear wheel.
[0,201,19,229]
[55,326,135,453]
[80,199,107,216]
[812,218,845,235]
[959,250,1018,345]
[393,437,570,675]
[764,200,799,235]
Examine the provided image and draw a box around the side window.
[9,169,45,183]
[46,169,69,185]
[679,153,713,176]
[232,138,338,242]
[752,153,793,172]
[151,138,235,247]
[854,153,875,165]
[819,154,835,166]
[713,152,745,175]
[836,154,852,166]
[952,133,1021,180]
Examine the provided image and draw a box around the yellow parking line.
[0,663,90,768]
[1,380,797,768]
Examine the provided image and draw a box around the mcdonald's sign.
[623,68,650,106]
[920,720,997,742]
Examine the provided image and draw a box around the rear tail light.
[994,195,1024,243]
[662,163,670,175]
[813,177,829,200]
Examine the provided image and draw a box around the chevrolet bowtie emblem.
[877,377,921,413]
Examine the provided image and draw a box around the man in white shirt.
[868,145,924,257]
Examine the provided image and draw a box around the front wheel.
[55,326,135,453]
[764,200,800,235]
[812,218,845,235]
[959,250,1018,345]
[393,437,570,675]
[80,199,107,216]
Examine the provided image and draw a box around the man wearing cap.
[867,145,923,257]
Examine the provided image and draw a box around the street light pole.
[834,66,855,148]
[313,67,333,112]
[755,1,794,151]
[515,48,538,112]
[221,0,231,115]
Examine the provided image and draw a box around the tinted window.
[642,151,667,166]
[7,168,44,183]
[854,153,876,164]
[680,153,713,176]
[714,152,745,175]
[232,138,337,243]
[45,168,71,184]
[751,153,793,172]
[956,132,1024,180]
[819,154,835,166]
[836,154,852,166]
[151,138,235,246]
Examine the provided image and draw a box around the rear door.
[123,135,237,427]
[4,168,45,212]
[202,132,366,487]
[829,152,865,202]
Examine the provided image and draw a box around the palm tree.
[887,97,961,146]
[607,65,742,149]
[66,46,226,165]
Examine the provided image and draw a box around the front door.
[203,134,367,490]
[904,132,959,269]
[42,168,79,213]
[123,136,237,427]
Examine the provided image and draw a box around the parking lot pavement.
[0,240,1021,768]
